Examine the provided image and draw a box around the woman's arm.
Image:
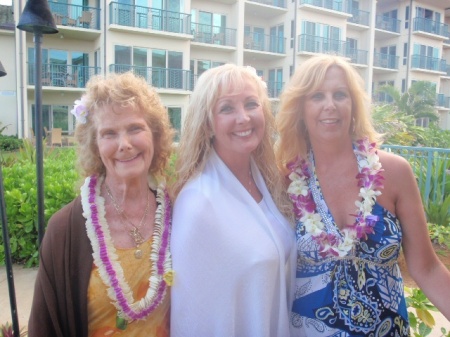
[380,151,450,319]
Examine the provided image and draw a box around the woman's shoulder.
[377,149,412,175]
[46,196,84,236]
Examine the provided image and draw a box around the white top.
[170,149,296,337]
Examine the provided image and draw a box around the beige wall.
[0,31,17,136]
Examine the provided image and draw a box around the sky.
[0,0,12,5]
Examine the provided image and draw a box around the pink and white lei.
[287,138,385,258]
[81,175,173,321]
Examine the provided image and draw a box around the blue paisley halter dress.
[290,149,409,337]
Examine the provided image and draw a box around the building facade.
[0,0,449,141]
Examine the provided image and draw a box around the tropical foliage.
[376,81,439,122]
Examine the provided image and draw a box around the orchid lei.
[287,138,384,258]
[81,174,174,322]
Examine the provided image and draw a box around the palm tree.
[376,81,439,123]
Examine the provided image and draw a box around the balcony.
[28,63,100,89]
[345,48,368,65]
[298,34,345,56]
[248,0,285,8]
[49,1,100,30]
[244,32,286,54]
[299,0,346,14]
[373,52,399,70]
[109,2,191,35]
[191,23,236,48]
[411,54,447,73]
[0,5,14,30]
[347,8,370,27]
[375,15,400,33]
[413,17,449,40]
[267,81,283,99]
[110,64,192,91]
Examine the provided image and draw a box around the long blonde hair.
[174,64,292,219]
[276,54,382,176]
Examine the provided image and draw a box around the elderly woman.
[28,72,174,337]
[276,54,450,336]
[170,64,296,337]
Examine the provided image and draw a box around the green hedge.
[0,147,78,266]
[0,135,22,152]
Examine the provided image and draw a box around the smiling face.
[95,104,154,183]
[212,80,265,165]
[303,66,353,146]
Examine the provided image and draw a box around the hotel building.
[0,0,449,142]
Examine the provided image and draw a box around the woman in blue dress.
[276,54,450,336]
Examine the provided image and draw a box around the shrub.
[0,135,22,152]
[0,148,78,266]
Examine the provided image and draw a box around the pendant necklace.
[105,183,151,259]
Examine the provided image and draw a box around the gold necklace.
[104,183,150,259]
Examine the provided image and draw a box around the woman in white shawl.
[170,64,296,337]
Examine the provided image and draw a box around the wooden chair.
[66,72,78,87]
[50,128,62,147]
[78,11,92,27]
[67,17,77,26]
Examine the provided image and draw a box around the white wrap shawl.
[170,150,296,337]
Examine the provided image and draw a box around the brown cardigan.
[28,196,93,337]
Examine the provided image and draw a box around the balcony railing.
[191,23,236,47]
[28,63,100,88]
[244,32,286,53]
[347,8,370,26]
[109,2,191,34]
[413,17,449,38]
[373,52,399,69]
[48,1,100,30]
[110,64,192,91]
[375,15,400,33]
[300,0,345,13]
[298,34,345,55]
[0,5,14,30]
[267,81,283,98]
[436,94,450,109]
[249,0,286,8]
[345,48,368,65]
[411,54,447,72]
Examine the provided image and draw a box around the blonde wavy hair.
[173,63,292,220]
[276,54,382,176]
[74,72,174,180]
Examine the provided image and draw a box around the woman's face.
[212,80,265,164]
[96,105,154,182]
[303,66,353,145]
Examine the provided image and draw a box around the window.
[28,47,89,87]
[168,107,182,141]
[377,81,394,103]
[416,117,429,128]
[270,24,284,53]
[302,21,341,53]
[268,69,283,98]
[405,6,409,29]
[31,105,71,133]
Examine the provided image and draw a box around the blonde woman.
[170,64,296,337]
[276,54,450,336]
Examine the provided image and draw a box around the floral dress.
[290,155,409,337]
